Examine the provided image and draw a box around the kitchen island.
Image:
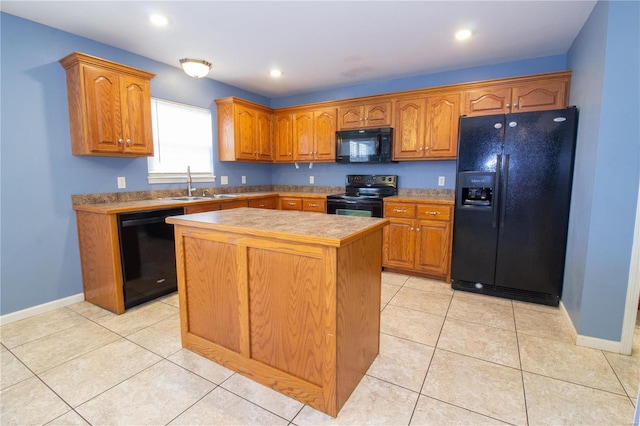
[166,208,388,417]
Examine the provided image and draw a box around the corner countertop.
[166,207,389,247]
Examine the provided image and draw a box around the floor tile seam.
[432,347,525,373]
[512,305,564,317]
[65,357,167,411]
[122,333,183,360]
[513,316,530,426]
[441,313,518,334]
[216,381,301,422]
[379,331,437,349]
[363,370,424,395]
[163,356,228,386]
[602,348,637,398]
[386,300,448,317]
[0,318,86,350]
[520,370,631,398]
[26,374,76,422]
[514,329,582,346]
[93,311,178,338]
[66,304,112,322]
[163,385,219,425]
[415,394,521,426]
[395,284,456,299]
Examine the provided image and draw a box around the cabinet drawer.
[303,199,326,213]
[384,203,416,218]
[185,202,221,214]
[280,197,302,210]
[416,204,452,221]
[249,197,277,209]
[220,199,249,210]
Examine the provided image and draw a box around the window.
[147,98,214,184]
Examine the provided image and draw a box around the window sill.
[147,173,216,184]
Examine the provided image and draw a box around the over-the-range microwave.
[335,127,394,164]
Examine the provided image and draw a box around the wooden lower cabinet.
[171,213,383,416]
[184,202,221,214]
[248,196,277,209]
[383,201,453,282]
[278,196,326,213]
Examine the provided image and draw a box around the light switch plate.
[221,176,229,185]
[117,176,126,189]
[309,176,315,184]
[241,176,246,184]
[438,176,445,186]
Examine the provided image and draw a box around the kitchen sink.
[209,194,239,199]
[168,196,212,201]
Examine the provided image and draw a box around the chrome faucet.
[187,165,195,196]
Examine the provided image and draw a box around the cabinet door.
[337,106,364,129]
[364,102,392,128]
[425,92,460,158]
[256,111,273,161]
[414,219,450,275]
[83,66,123,154]
[464,87,512,116]
[313,108,336,161]
[511,79,568,113]
[120,75,153,155]
[273,113,294,162]
[235,105,258,160]
[393,98,426,159]
[293,112,314,161]
[382,218,415,269]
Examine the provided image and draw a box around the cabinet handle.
[426,211,441,215]
[393,209,407,213]
[506,103,511,108]
[308,203,317,207]
[287,202,296,206]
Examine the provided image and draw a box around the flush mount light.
[149,14,169,27]
[180,58,212,78]
[270,69,283,78]
[455,29,472,40]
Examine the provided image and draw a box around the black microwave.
[335,127,394,163]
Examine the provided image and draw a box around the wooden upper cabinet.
[425,92,460,159]
[338,101,391,130]
[216,97,274,162]
[464,74,570,116]
[393,92,460,160]
[393,98,426,160]
[59,52,155,157]
[273,112,294,162]
[293,107,336,162]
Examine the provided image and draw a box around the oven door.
[326,199,382,218]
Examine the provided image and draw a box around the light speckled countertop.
[167,207,388,247]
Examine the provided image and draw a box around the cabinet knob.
[118,139,124,144]
[424,146,429,151]
[288,152,292,156]
[410,227,414,232]
[126,139,131,145]
[506,103,511,108]
[513,103,518,108]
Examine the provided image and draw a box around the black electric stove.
[326,175,398,217]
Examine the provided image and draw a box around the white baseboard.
[560,300,623,353]
[0,293,85,326]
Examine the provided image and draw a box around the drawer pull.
[287,202,296,206]
[393,209,407,213]
[308,203,318,207]
[426,211,440,215]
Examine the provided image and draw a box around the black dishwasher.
[117,207,184,309]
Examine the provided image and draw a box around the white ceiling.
[1,1,597,98]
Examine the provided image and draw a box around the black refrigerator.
[451,107,578,306]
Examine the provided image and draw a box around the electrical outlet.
[241,176,246,184]
[309,176,315,184]
[221,176,228,185]
[438,176,445,186]
[117,176,126,189]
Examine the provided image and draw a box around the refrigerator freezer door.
[494,108,578,297]
[451,115,505,285]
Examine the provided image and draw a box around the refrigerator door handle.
[493,154,502,228]
[500,154,510,228]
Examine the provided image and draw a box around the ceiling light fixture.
[270,69,283,78]
[455,29,472,40]
[179,58,212,78]
[149,14,168,27]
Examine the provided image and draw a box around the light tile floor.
[1,272,638,425]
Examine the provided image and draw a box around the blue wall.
[564,0,639,341]
[0,11,582,317]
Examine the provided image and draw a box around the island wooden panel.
[171,212,383,417]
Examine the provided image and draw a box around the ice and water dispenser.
[456,172,495,208]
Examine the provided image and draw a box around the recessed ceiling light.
[270,69,283,78]
[149,14,169,27]
[455,29,472,40]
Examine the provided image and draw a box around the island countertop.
[166,207,388,248]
